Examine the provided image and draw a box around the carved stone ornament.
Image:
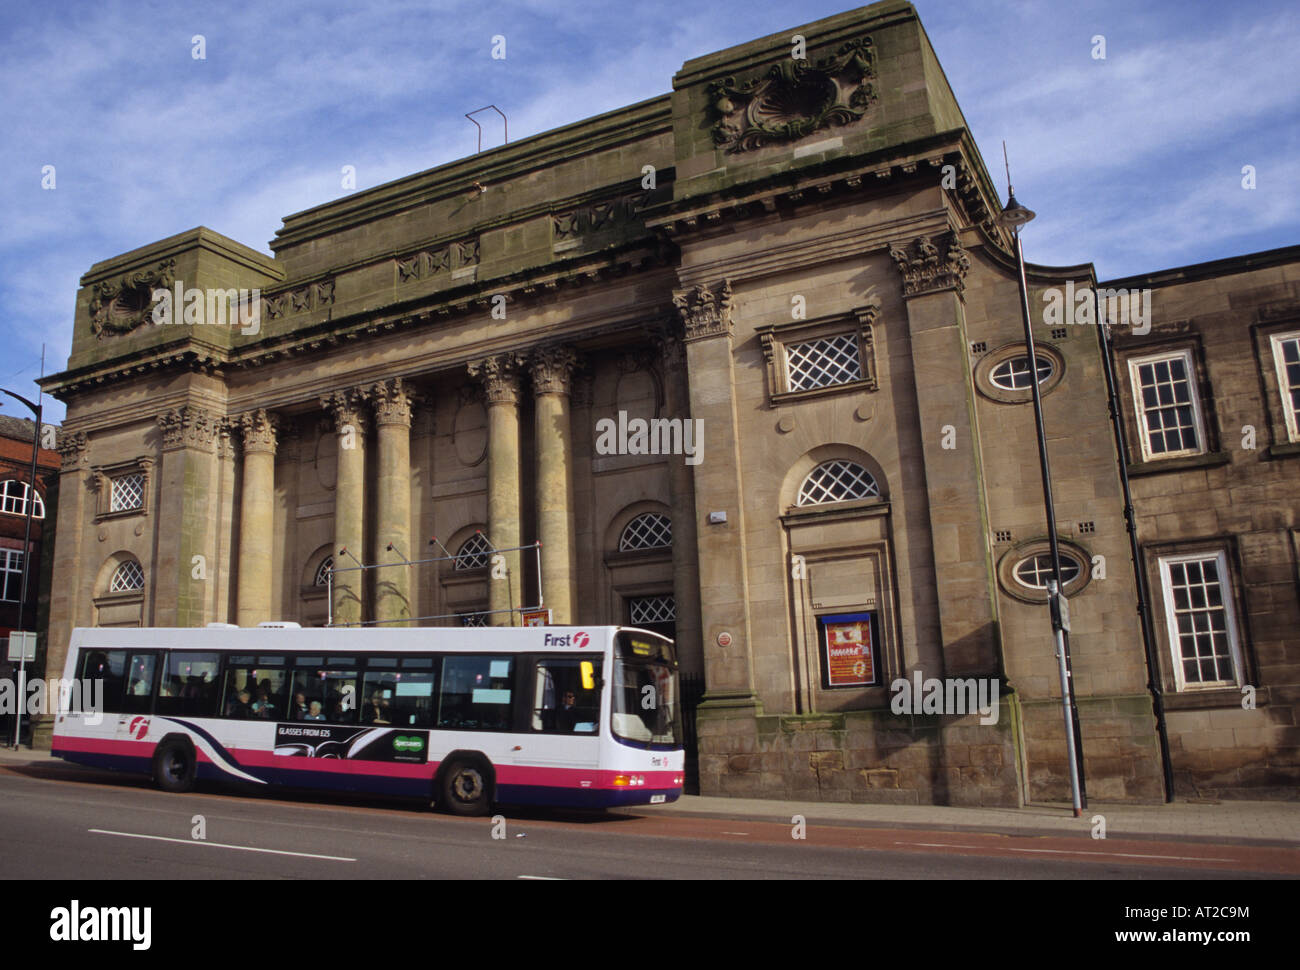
[320,387,372,433]
[655,329,687,373]
[88,259,176,339]
[264,278,334,319]
[57,430,89,471]
[673,280,734,342]
[529,346,580,396]
[370,377,415,428]
[888,230,971,298]
[157,405,219,451]
[552,194,644,240]
[396,238,480,283]
[467,353,527,406]
[708,37,877,153]
[239,408,280,454]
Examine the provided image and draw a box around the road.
[1,761,1294,880]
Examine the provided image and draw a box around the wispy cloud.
[2,0,1295,423]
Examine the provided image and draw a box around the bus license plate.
[650,794,666,804]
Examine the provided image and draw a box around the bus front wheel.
[439,759,492,816]
[153,739,196,794]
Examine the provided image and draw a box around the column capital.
[371,377,415,429]
[57,430,89,472]
[673,279,733,342]
[157,405,219,452]
[529,345,580,396]
[321,387,372,433]
[239,408,280,455]
[468,353,527,405]
[888,228,970,298]
[216,422,238,461]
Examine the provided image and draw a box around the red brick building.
[0,415,59,671]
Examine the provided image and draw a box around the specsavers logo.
[393,736,425,753]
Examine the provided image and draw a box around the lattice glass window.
[1271,332,1300,441]
[109,559,145,593]
[629,595,675,626]
[314,556,333,587]
[110,473,145,512]
[1159,552,1240,688]
[989,355,1054,390]
[1012,553,1082,590]
[458,610,489,627]
[619,513,672,551]
[785,333,862,391]
[0,481,43,518]
[454,533,492,570]
[797,460,880,506]
[1129,351,1203,458]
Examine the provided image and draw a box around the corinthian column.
[468,354,526,625]
[372,378,414,625]
[530,346,579,624]
[321,389,369,625]
[236,408,278,627]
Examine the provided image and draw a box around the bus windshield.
[611,631,680,748]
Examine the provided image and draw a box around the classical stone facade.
[36,1,1298,803]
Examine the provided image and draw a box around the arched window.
[619,513,672,551]
[314,556,333,586]
[1012,553,1082,590]
[0,480,43,519]
[454,533,492,570]
[989,354,1054,390]
[797,460,880,506]
[109,559,146,593]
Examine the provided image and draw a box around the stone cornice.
[644,135,1001,242]
[41,240,673,403]
[157,404,220,452]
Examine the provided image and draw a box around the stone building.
[1105,246,1300,800]
[35,1,1297,803]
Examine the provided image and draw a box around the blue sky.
[3,0,1297,425]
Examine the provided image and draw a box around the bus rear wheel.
[440,759,491,816]
[153,739,196,793]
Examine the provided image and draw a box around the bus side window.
[533,658,601,733]
[122,654,157,714]
[80,650,128,715]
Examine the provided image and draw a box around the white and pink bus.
[52,624,683,814]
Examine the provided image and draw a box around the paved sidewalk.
[628,793,1300,846]
[4,745,1295,846]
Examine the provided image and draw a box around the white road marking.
[721,831,749,836]
[891,840,1229,863]
[517,875,566,880]
[89,828,355,861]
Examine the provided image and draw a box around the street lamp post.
[995,164,1086,816]
[2,388,42,749]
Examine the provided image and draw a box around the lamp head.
[996,187,1036,229]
